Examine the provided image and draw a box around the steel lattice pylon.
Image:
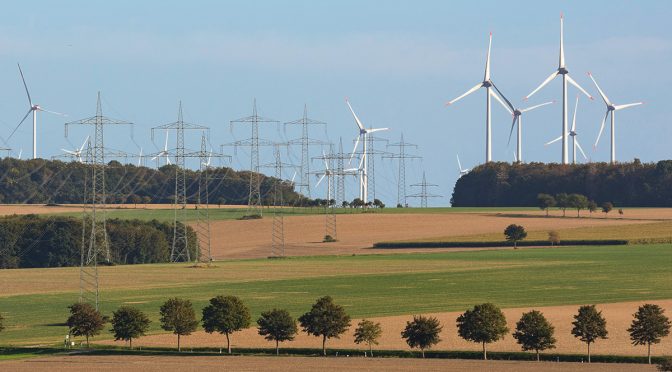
[151,102,209,263]
[271,146,285,257]
[336,138,346,207]
[384,133,421,207]
[65,92,132,310]
[284,105,326,200]
[407,172,442,208]
[195,133,212,265]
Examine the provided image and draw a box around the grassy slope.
[0,244,670,345]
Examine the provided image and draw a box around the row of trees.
[537,193,620,217]
[60,297,671,364]
[451,160,672,207]
[0,215,197,268]
[0,158,303,205]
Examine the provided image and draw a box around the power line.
[383,133,421,207]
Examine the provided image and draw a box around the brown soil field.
[208,210,671,259]
[0,354,657,372]
[100,300,672,358]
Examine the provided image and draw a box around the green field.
[47,206,537,222]
[0,244,670,345]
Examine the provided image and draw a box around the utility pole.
[151,102,209,263]
[407,172,442,208]
[366,135,389,203]
[226,99,278,216]
[384,133,421,207]
[284,105,326,201]
[313,144,356,240]
[65,92,133,310]
[261,144,297,258]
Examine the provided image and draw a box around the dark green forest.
[0,215,197,269]
[0,158,303,205]
[451,160,672,207]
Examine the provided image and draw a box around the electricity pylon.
[407,172,442,208]
[284,105,326,200]
[384,133,421,207]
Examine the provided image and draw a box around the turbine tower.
[492,97,554,163]
[545,95,588,164]
[445,32,509,163]
[345,98,388,205]
[9,64,66,159]
[525,14,592,164]
[588,72,644,164]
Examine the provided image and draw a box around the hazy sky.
[0,1,669,206]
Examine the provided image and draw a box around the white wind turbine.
[492,98,554,163]
[346,98,388,204]
[315,150,334,202]
[137,147,143,167]
[8,64,67,159]
[588,72,644,164]
[446,32,510,163]
[456,154,470,177]
[61,135,89,163]
[545,95,587,164]
[525,14,592,164]
[151,130,172,166]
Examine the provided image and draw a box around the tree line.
[0,215,197,269]
[51,296,672,364]
[536,193,621,217]
[451,160,672,207]
[0,158,303,205]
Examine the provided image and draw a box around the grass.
[0,244,670,345]
[402,220,672,243]
[45,206,537,222]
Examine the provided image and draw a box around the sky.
[0,0,670,206]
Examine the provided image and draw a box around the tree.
[504,224,527,249]
[66,303,106,348]
[537,193,556,217]
[555,193,570,217]
[602,202,613,218]
[354,319,382,356]
[0,313,4,333]
[619,208,624,218]
[568,193,589,217]
[129,194,142,208]
[159,297,199,352]
[512,310,557,361]
[587,200,598,216]
[110,306,151,349]
[256,308,297,355]
[627,304,671,364]
[202,295,251,354]
[548,231,560,246]
[571,305,608,363]
[401,315,442,358]
[659,357,672,372]
[373,199,385,209]
[456,303,509,360]
[298,296,351,356]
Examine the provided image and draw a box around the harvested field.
[0,354,657,372]
[207,211,666,259]
[103,300,672,358]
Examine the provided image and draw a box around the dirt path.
[0,354,657,372]
[100,300,672,358]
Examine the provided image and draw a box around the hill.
[451,160,672,207]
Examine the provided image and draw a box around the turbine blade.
[525,71,558,100]
[594,110,610,148]
[345,98,365,130]
[17,63,32,106]
[456,154,462,172]
[490,81,514,112]
[38,107,67,116]
[349,136,360,164]
[571,95,579,132]
[545,135,563,146]
[587,72,612,106]
[484,32,492,81]
[315,174,326,187]
[559,13,565,69]
[507,116,518,146]
[575,139,588,160]
[520,101,554,113]
[446,82,482,106]
[367,127,389,134]
[164,130,169,151]
[490,89,513,115]
[614,102,643,111]
[79,135,90,152]
[290,170,297,183]
[7,109,33,140]
[566,74,593,100]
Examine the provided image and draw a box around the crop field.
[1,245,670,353]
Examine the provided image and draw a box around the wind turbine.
[456,154,470,177]
[588,72,643,164]
[201,148,213,168]
[137,147,143,167]
[545,95,587,164]
[492,98,554,163]
[151,129,171,166]
[315,150,334,202]
[345,98,388,204]
[61,135,89,163]
[8,63,67,159]
[524,14,592,164]
[446,32,511,163]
